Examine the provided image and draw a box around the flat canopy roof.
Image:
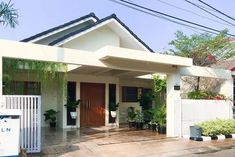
[97,46,192,73]
[98,46,193,67]
[0,40,232,79]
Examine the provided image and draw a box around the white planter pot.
[111,111,117,118]
[70,112,77,119]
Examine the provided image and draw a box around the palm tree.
[0,0,18,28]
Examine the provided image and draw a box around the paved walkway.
[29,126,235,157]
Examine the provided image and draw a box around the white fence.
[3,95,41,153]
[181,99,233,135]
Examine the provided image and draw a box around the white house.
[0,13,233,140]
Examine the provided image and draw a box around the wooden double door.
[80,83,105,127]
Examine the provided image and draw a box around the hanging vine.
[3,58,67,95]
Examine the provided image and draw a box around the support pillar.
[220,77,234,119]
[166,72,181,137]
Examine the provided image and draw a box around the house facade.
[0,13,233,138]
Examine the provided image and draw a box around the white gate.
[3,95,41,153]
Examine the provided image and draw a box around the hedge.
[197,119,235,136]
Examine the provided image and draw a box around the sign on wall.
[0,117,20,157]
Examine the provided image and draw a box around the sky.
[0,0,235,52]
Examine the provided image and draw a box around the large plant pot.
[151,124,157,131]
[110,111,117,118]
[70,112,77,119]
[158,126,166,134]
[135,122,144,130]
[50,122,56,128]
[128,121,136,128]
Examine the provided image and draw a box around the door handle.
[88,100,90,109]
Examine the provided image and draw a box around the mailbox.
[0,109,21,157]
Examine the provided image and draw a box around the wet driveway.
[30,126,235,157]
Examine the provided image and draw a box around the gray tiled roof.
[49,14,154,52]
[21,13,98,42]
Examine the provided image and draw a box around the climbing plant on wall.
[3,58,67,94]
[153,75,166,105]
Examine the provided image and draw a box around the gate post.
[166,71,181,137]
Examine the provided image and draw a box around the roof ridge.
[21,12,99,42]
[49,14,154,52]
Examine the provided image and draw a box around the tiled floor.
[29,126,235,157]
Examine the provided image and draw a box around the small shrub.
[188,90,227,100]
[197,119,235,136]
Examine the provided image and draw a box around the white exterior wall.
[119,79,153,123]
[166,72,181,137]
[181,99,233,136]
[62,26,120,51]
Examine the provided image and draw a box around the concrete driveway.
[30,126,235,157]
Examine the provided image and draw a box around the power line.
[184,0,235,27]
[155,0,232,27]
[111,0,218,35]
[198,0,235,22]
[109,0,235,37]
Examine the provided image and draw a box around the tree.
[169,30,235,66]
[0,0,18,28]
[168,30,235,90]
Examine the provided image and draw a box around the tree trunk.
[196,77,200,91]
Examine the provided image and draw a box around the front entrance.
[80,82,105,126]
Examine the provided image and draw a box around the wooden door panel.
[80,83,105,126]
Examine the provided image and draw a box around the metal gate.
[3,95,41,153]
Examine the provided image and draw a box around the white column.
[0,56,2,109]
[105,83,109,126]
[116,82,120,127]
[220,77,234,119]
[166,72,181,137]
[76,82,81,128]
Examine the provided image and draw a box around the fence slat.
[2,95,41,153]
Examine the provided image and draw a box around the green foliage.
[153,75,166,106]
[153,75,166,93]
[127,107,136,122]
[3,58,67,94]
[134,110,144,123]
[169,30,235,66]
[64,99,80,109]
[152,104,166,127]
[197,119,235,136]
[109,102,119,111]
[188,90,227,100]
[188,90,208,99]
[0,0,18,28]
[44,109,57,123]
[139,92,154,111]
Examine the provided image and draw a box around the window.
[122,86,152,102]
[8,81,41,95]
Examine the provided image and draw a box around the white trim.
[54,19,115,46]
[113,20,151,52]
[28,17,97,43]
[54,18,151,52]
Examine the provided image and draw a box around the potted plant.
[127,107,136,128]
[148,119,158,131]
[155,104,166,134]
[109,102,119,118]
[134,110,144,129]
[44,109,57,128]
[64,99,80,119]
